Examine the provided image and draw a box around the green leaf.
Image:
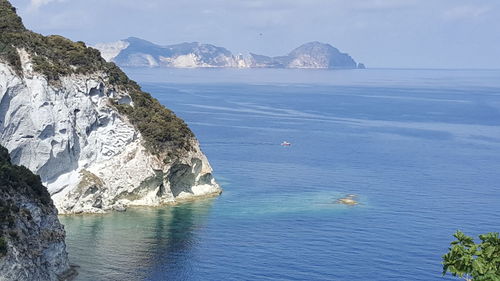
[442,231,500,281]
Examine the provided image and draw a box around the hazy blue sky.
[9,0,500,68]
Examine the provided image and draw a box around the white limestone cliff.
[0,50,221,214]
[158,53,248,68]
[93,40,130,62]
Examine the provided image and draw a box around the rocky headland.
[0,0,221,215]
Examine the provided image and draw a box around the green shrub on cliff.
[0,0,23,32]
[0,146,50,205]
[442,231,500,281]
[113,88,194,154]
[0,0,193,155]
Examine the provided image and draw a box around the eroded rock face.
[0,145,74,281]
[0,50,221,214]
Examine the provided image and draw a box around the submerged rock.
[336,194,359,206]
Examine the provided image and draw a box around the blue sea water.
[60,69,500,281]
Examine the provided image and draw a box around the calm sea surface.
[60,69,500,281]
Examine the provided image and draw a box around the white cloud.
[29,0,65,11]
[443,5,490,21]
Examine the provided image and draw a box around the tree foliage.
[443,231,500,281]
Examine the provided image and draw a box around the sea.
[59,68,500,281]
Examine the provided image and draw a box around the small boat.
[281,141,291,146]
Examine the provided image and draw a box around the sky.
[8,0,500,68]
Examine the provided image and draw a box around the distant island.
[94,37,365,69]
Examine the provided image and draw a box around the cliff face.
[0,1,221,214]
[0,145,73,281]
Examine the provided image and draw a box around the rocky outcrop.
[0,145,75,281]
[0,1,221,214]
[95,38,364,69]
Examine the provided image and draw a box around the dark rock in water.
[357,63,366,69]
[112,204,127,212]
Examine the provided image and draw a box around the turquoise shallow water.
[60,69,500,281]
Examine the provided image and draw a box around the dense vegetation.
[0,0,194,155]
[443,231,500,281]
[0,0,109,79]
[0,145,52,257]
[113,89,194,155]
[0,0,24,74]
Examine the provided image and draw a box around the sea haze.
[60,69,500,281]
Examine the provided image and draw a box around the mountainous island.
[95,37,365,69]
[0,0,220,279]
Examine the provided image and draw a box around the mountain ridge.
[94,37,365,69]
